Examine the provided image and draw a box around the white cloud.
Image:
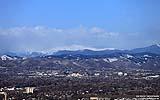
[0,26,118,37]
[46,44,116,53]
[90,27,105,33]
[0,26,120,52]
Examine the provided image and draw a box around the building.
[24,87,35,94]
[90,97,110,100]
[0,92,7,100]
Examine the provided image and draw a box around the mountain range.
[0,44,160,71]
[53,44,160,56]
[0,44,160,57]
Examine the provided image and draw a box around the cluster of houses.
[0,87,35,100]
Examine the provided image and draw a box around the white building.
[0,92,7,100]
[90,97,110,100]
[24,87,35,94]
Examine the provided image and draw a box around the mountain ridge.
[1,44,160,57]
[54,44,160,56]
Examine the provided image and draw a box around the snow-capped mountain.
[0,44,160,57]
[0,55,17,60]
[0,47,160,71]
[53,44,160,56]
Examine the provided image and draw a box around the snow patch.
[103,58,109,62]
[94,59,99,61]
[22,57,27,60]
[144,58,148,60]
[156,44,160,47]
[126,54,133,58]
[144,55,151,57]
[108,58,118,62]
[1,55,14,60]
[147,75,159,78]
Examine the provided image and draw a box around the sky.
[0,0,160,52]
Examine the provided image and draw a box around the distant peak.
[150,44,160,48]
[1,55,14,60]
[156,44,160,47]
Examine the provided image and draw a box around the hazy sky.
[0,0,160,52]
